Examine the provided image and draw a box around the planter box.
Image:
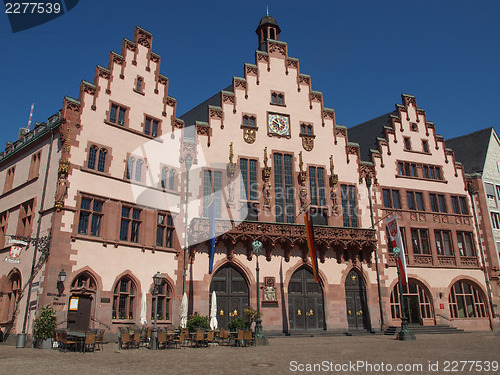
[35,338,54,349]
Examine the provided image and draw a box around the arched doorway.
[0,270,21,324]
[288,267,325,330]
[67,272,97,331]
[390,280,434,325]
[345,268,370,330]
[209,265,249,329]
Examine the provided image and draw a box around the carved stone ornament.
[243,128,256,144]
[268,41,287,56]
[301,135,314,151]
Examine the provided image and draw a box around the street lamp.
[252,239,268,346]
[365,174,385,331]
[57,269,66,296]
[182,154,193,297]
[151,271,164,350]
[392,247,415,341]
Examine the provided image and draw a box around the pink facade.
[0,16,498,343]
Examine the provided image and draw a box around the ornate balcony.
[189,218,376,263]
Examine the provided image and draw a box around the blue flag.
[208,195,216,274]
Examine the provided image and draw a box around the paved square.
[1,333,499,374]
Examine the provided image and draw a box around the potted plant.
[243,306,262,329]
[34,304,57,349]
[228,317,246,331]
[186,313,209,333]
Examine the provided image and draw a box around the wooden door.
[345,269,370,330]
[67,295,92,331]
[288,268,325,330]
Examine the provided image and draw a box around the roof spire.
[266,5,269,16]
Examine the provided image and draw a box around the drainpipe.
[468,182,496,330]
[16,128,55,348]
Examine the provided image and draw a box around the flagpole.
[393,247,415,341]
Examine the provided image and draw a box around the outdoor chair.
[82,331,96,353]
[170,330,186,349]
[236,330,244,347]
[194,329,206,347]
[157,331,168,350]
[59,330,78,352]
[131,330,141,349]
[95,330,104,351]
[219,329,230,346]
[206,330,215,347]
[244,330,254,346]
[120,331,131,350]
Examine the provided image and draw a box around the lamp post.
[392,247,415,341]
[151,271,164,350]
[252,239,268,346]
[182,154,193,297]
[365,174,385,331]
[57,269,66,296]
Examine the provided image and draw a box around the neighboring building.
[446,128,500,323]
[349,98,497,331]
[0,16,498,343]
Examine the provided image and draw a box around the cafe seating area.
[54,329,105,353]
[118,327,256,350]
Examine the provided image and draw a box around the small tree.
[186,313,209,332]
[228,317,246,331]
[243,306,262,329]
[34,304,57,341]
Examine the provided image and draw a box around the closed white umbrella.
[140,291,147,325]
[180,292,188,329]
[209,291,218,331]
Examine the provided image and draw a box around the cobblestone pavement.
[1,333,499,375]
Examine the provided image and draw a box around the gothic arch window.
[112,276,136,320]
[161,167,168,189]
[151,280,172,321]
[70,272,97,292]
[97,149,107,172]
[448,280,487,319]
[168,169,175,191]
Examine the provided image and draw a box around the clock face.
[268,114,290,136]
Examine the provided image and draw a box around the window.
[341,184,358,228]
[451,196,468,215]
[438,194,447,213]
[161,167,167,189]
[383,189,401,209]
[397,161,417,177]
[391,282,432,319]
[202,170,222,219]
[429,194,439,212]
[136,76,143,92]
[0,211,7,248]
[411,228,430,255]
[403,137,411,150]
[271,92,284,105]
[490,212,500,230]
[144,116,159,137]
[435,230,453,256]
[309,166,326,207]
[449,281,486,318]
[78,197,103,236]
[112,277,135,320]
[457,232,475,256]
[422,165,442,180]
[109,103,127,126]
[17,199,34,237]
[168,170,175,191]
[496,185,500,201]
[28,152,41,180]
[3,166,15,193]
[120,207,141,242]
[242,115,256,127]
[71,273,97,291]
[300,124,313,135]
[415,192,424,211]
[407,191,425,211]
[407,191,416,211]
[151,281,172,321]
[274,153,295,223]
[422,140,429,153]
[156,213,174,248]
[126,156,144,182]
[87,146,107,172]
[240,158,258,201]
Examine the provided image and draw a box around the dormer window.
[271,92,284,105]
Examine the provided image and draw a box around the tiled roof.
[446,128,494,174]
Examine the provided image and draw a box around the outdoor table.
[67,331,86,352]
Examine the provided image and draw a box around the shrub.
[243,306,262,328]
[34,304,57,340]
[186,313,209,332]
[228,317,246,331]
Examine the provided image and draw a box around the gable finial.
[266,5,269,16]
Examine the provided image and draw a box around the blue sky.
[1,0,499,150]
